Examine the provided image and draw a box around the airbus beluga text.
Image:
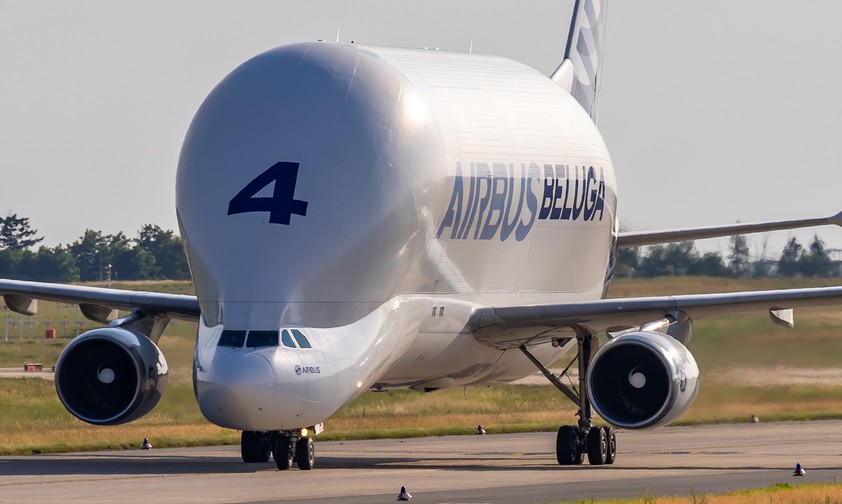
[4,0,842,470]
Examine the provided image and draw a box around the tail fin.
[551,0,610,122]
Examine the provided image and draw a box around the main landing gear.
[241,430,316,470]
[519,327,617,466]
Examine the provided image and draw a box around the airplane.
[3,0,842,471]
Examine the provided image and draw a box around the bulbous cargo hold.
[586,331,700,429]
[175,41,616,331]
[176,42,447,331]
[54,328,168,425]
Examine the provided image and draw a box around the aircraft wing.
[0,279,200,322]
[617,211,842,248]
[469,286,842,349]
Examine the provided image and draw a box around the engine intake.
[55,328,168,425]
[586,331,699,429]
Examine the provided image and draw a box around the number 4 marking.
[227,161,308,225]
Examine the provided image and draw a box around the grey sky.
[2,1,841,260]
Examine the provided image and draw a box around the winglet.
[826,209,842,228]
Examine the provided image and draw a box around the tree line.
[0,213,189,282]
[0,212,838,282]
[617,234,839,278]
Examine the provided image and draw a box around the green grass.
[0,281,195,367]
[558,482,842,504]
[606,276,842,368]
[3,277,842,370]
[5,376,842,454]
[3,277,842,454]
[82,280,195,295]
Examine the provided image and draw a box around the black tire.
[587,427,607,465]
[605,427,617,465]
[556,426,580,465]
[273,435,294,470]
[241,431,270,463]
[296,437,315,470]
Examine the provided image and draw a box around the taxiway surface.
[2,421,842,503]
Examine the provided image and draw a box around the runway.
[3,421,842,503]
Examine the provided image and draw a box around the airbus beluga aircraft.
[4,0,842,470]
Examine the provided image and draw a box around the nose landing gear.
[240,430,271,463]
[272,434,295,470]
[295,437,315,470]
[240,430,316,470]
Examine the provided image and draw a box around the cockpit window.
[218,330,246,348]
[291,329,312,349]
[280,329,296,349]
[246,330,279,348]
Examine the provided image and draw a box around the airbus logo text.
[436,161,607,242]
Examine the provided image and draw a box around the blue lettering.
[560,166,573,220]
[500,163,525,241]
[572,166,587,220]
[515,162,540,241]
[583,166,597,221]
[228,161,308,225]
[480,163,508,239]
[472,163,492,239]
[437,160,608,242]
[550,164,564,220]
[436,163,464,239]
[457,166,477,239]
[592,167,606,221]
[539,164,554,220]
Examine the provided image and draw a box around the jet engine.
[55,328,168,425]
[586,331,699,429]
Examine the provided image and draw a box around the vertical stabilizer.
[552,0,609,122]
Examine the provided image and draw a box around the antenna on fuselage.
[335,28,341,43]
[469,39,473,53]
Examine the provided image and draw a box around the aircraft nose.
[196,352,276,430]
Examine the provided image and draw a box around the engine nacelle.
[55,328,168,425]
[586,331,700,429]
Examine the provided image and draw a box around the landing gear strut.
[520,327,617,466]
[240,430,316,470]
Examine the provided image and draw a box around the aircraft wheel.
[273,435,294,470]
[296,437,315,470]
[605,427,617,465]
[556,426,581,465]
[573,445,584,464]
[587,427,607,465]
[241,431,270,463]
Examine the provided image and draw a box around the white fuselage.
[177,42,617,431]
